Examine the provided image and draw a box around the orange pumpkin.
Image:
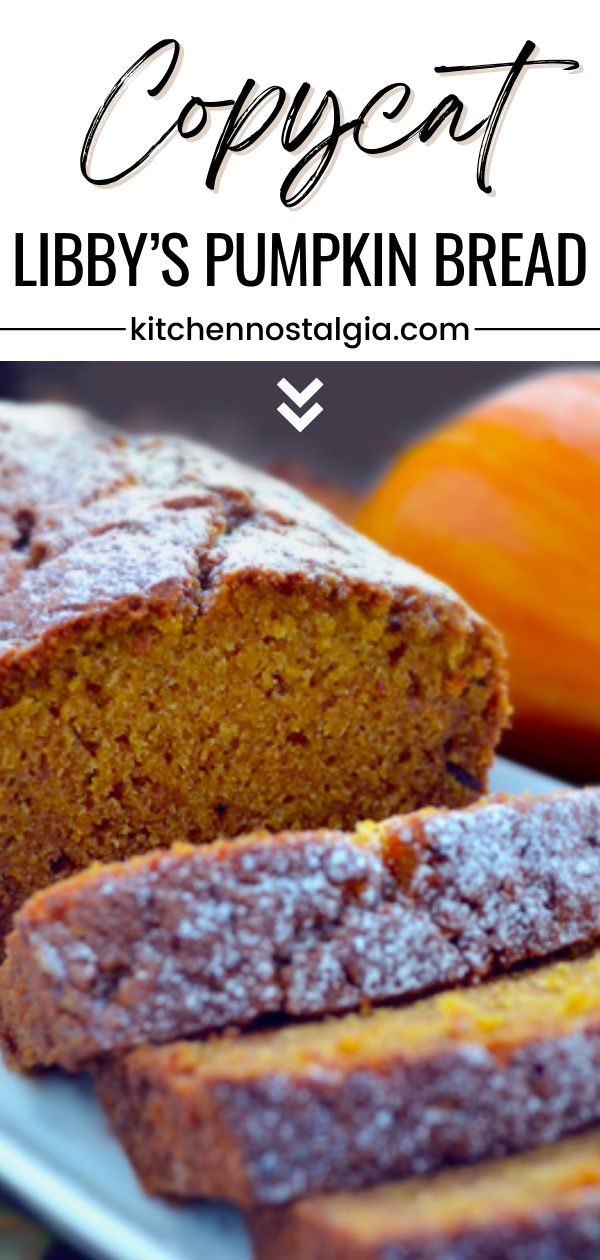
[357,371,600,780]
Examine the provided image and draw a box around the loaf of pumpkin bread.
[0,408,508,938]
[250,1131,600,1260]
[3,788,600,1071]
[95,948,600,1206]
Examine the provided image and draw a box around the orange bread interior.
[0,415,508,937]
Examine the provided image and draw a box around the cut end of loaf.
[0,574,507,936]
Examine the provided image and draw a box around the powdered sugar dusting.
[101,1024,600,1206]
[6,788,600,1068]
[223,1028,600,1202]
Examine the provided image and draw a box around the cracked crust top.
[0,407,479,659]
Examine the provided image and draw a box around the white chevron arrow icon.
[277,378,323,432]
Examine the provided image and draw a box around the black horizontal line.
[0,326,126,332]
[476,326,600,332]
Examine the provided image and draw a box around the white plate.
[0,758,566,1260]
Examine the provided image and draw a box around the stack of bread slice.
[3,787,600,1259]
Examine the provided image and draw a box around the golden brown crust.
[0,409,480,661]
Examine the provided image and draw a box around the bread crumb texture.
[0,411,509,933]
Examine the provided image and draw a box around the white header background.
[0,0,597,361]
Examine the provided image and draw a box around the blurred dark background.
[0,361,587,493]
